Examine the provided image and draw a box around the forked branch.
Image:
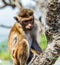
[0,0,22,9]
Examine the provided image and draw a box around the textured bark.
[46,0,60,43]
[28,39,60,65]
[28,0,60,65]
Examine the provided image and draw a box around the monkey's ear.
[14,16,19,22]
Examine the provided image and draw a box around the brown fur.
[8,22,29,65]
[18,9,33,18]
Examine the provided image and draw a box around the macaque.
[8,9,42,65]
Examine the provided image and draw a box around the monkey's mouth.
[27,28,32,30]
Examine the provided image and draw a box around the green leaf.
[39,34,47,50]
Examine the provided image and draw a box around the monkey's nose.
[26,24,32,29]
[28,24,32,27]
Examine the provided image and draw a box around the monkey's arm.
[31,38,42,53]
[30,21,42,53]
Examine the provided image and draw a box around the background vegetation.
[0,40,11,60]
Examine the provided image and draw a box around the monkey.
[8,9,42,65]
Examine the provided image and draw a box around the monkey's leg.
[11,39,29,65]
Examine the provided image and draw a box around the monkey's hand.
[27,48,41,64]
[30,48,41,56]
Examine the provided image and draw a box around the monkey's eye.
[29,18,34,24]
[23,20,27,23]
[22,20,27,24]
[21,20,27,25]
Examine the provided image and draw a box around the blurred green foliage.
[0,40,11,60]
[40,34,47,50]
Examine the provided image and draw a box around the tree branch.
[0,0,22,9]
[0,24,12,29]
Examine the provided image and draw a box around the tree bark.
[28,0,60,65]
[28,39,60,65]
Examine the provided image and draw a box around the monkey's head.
[14,9,34,31]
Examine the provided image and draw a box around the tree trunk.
[28,0,60,65]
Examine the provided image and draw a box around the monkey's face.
[15,16,34,31]
[14,9,34,31]
[21,16,34,30]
